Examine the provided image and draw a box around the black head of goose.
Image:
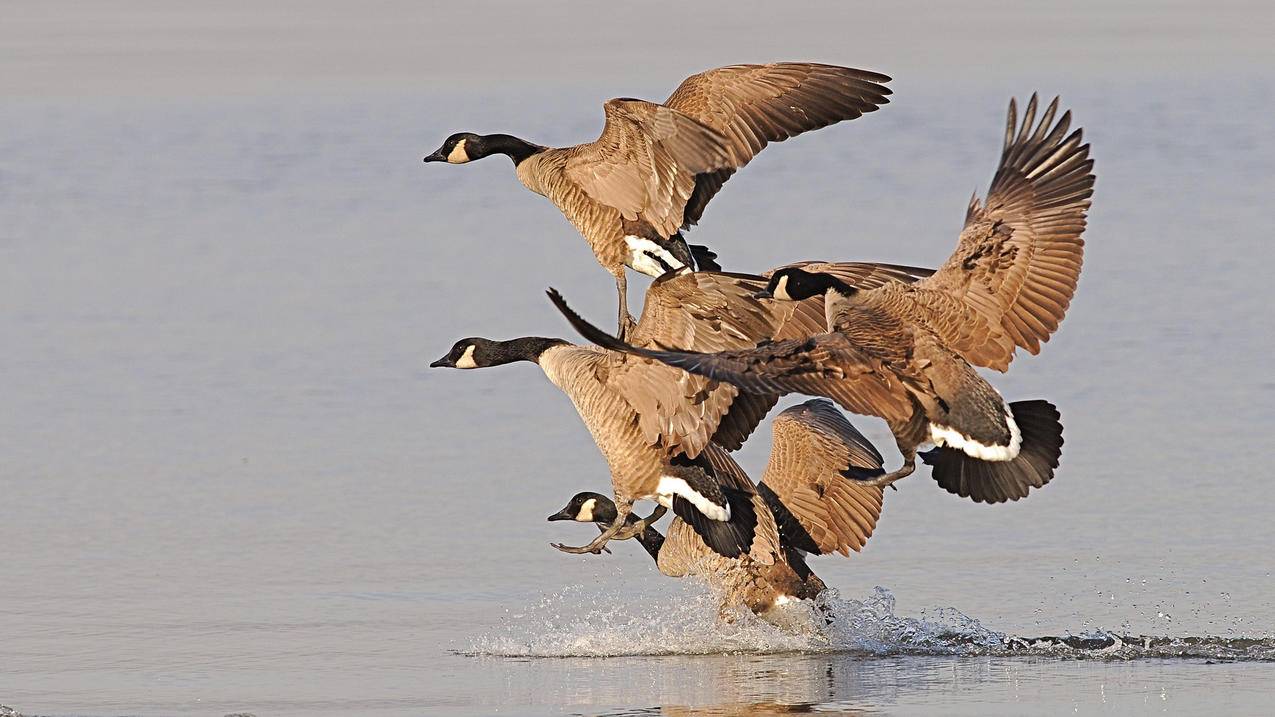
[548,491,666,562]
[429,336,567,369]
[424,132,545,166]
[423,62,892,337]
[548,94,1091,505]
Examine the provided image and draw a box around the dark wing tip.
[545,287,635,354]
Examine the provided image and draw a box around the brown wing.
[611,270,784,457]
[759,400,885,556]
[565,99,734,238]
[664,63,893,227]
[549,287,915,425]
[917,95,1095,371]
[764,261,935,340]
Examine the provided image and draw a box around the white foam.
[465,582,1275,661]
[467,583,1003,658]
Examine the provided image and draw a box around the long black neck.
[491,337,567,366]
[594,512,664,562]
[634,524,665,562]
[822,275,859,298]
[480,134,543,165]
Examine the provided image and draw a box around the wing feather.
[917,94,1095,370]
[566,99,734,238]
[758,400,886,556]
[665,63,892,227]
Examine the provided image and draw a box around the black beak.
[429,355,454,368]
[752,289,773,300]
[547,508,574,522]
[423,149,447,163]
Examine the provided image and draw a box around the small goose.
[549,95,1092,503]
[431,262,924,556]
[549,399,887,621]
[424,62,891,336]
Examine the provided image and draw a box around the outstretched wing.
[758,399,886,556]
[917,95,1095,371]
[566,99,734,238]
[548,288,913,425]
[664,63,893,227]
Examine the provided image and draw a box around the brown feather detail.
[537,345,666,504]
[764,261,935,341]
[565,99,734,240]
[517,150,629,271]
[617,332,916,425]
[760,400,885,556]
[618,270,789,457]
[917,94,1095,370]
[665,63,892,227]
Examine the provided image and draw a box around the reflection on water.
[467,648,1275,717]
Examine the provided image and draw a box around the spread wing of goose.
[548,94,1092,505]
[424,62,892,336]
[431,262,927,557]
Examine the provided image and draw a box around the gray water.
[3,2,1275,715]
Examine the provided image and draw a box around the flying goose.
[548,95,1093,504]
[423,62,892,336]
[430,262,926,556]
[549,400,886,621]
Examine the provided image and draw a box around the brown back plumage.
[765,261,936,340]
[564,99,736,239]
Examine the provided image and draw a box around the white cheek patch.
[576,498,596,522]
[454,344,478,369]
[624,236,687,278]
[447,138,470,164]
[656,476,730,522]
[928,408,1022,461]
[772,275,792,301]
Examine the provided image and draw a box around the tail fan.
[690,243,721,271]
[921,399,1063,503]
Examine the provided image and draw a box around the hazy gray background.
[3,1,1274,715]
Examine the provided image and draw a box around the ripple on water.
[467,584,1275,662]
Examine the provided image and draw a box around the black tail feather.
[672,486,756,559]
[547,288,641,355]
[690,244,721,271]
[921,399,1063,504]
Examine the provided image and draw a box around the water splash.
[467,584,1275,661]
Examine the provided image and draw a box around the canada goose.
[423,62,892,336]
[430,262,926,556]
[549,399,887,620]
[548,95,1093,503]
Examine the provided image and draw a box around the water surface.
[2,3,1275,715]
